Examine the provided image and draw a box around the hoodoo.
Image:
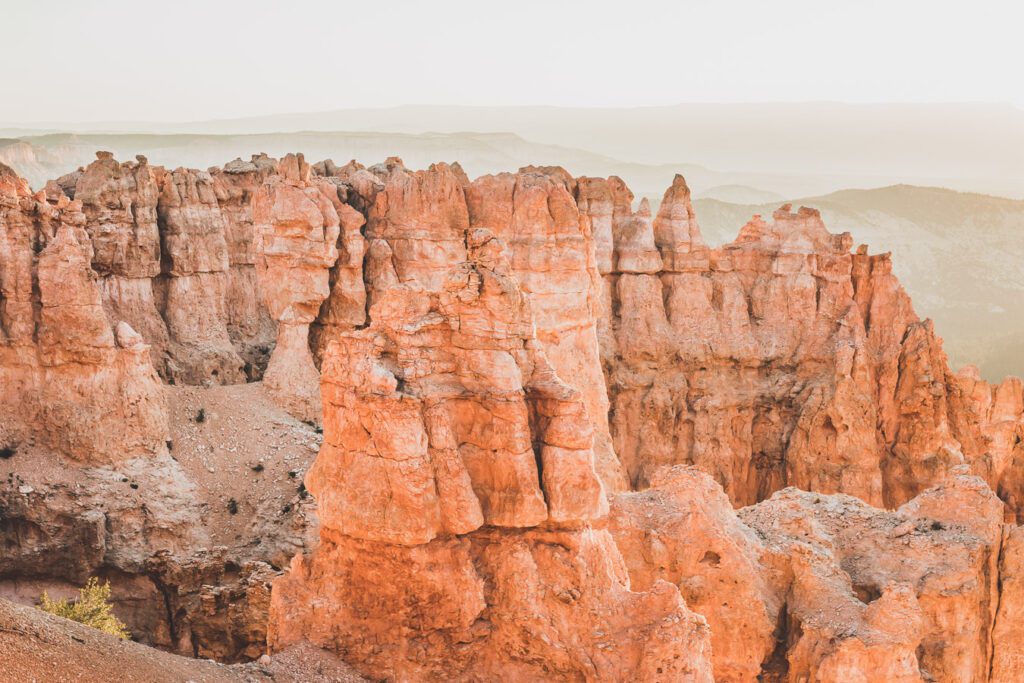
[3,154,1024,682]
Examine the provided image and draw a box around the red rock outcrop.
[10,152,1024,681]
[68,152,168,370]
[609,463,1010,682]
[303,158,384,366]
[56,152,270,384]
[252,154,341,423]
[952,367,1024,522]
[993,525,1024,681]
[264,160,1024,681]
[0,162,166,464]
[581,174,993,512]
[742,468,1004,682]
[467,168,627,491]
[609,466,781,681]
[212,155,278,378]
[269,226,713,681]
[154,164,247,383]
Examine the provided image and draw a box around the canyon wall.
[51,152,275,386]
[269,224,712,680]
[0,162,166,464]
[5,153,1024,680]
[578,173,1024,515]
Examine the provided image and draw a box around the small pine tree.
[39,577,131,640]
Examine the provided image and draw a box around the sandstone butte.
[2,152,1024,682]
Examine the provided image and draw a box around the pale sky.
[1,0,1022,123]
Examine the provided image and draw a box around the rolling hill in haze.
[0,131,708,197]
[0,130,858,201]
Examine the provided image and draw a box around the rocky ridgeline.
[3,153,1024,680]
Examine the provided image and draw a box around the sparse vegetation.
[297,482,309,500]
[0,444,16,459]
[195,408,206,423]
[227,498,239,514]
[38,577,131,640]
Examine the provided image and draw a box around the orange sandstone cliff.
[3,154,1024,681]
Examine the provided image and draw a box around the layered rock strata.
[0,162,166,464]
[269,227,714,680]
[0,160,314,662]
[51,152,272,384]
[466,168,626,490]
[579,173,1024,515]
[212,154,279,378]
[154,163,247,383]
[8,153,1024,681]
[610,464,1015,682]
[252,154,341,424]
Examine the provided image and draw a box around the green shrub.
[39,577,131,640]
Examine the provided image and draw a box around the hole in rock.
[699,550,722,567]
[853,582,882,604]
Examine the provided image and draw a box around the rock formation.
[579,173,1024,516]
[154,163,247,384]
[212,155,278,379]
[0,161,166,464]
[0,157,315,662]
[251,154,341,423]
[608,466,780,681]
[269,225,712,680]
[6,153,1024,681]
[610,463,1013,682]
[466,168,627,491]
[50,152,273,384]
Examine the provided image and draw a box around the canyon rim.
[1,150,1023,682]
[3,1,1024,680]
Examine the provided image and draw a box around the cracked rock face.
[740,469,1005,683]
[252,154,341,424]
[579,174,1024,517]
[7,155,1024,681]
[268,226,712,681]
[610,465,1011,682]
[608,466,781,681]
[0,162,166,465]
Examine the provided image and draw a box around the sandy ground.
[1,382,321,555]
[163,382,322,550]
[0,597,366,682]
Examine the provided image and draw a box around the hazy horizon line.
[3,99,1021,129]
